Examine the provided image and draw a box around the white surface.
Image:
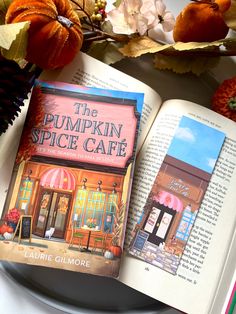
[0,264,65,314]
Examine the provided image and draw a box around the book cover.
[0,80,144,278]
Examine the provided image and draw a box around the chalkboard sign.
[13,215,32,243]
[132,230,149,251]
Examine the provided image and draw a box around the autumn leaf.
[154,53,220,75]
[119,35,236,59]
[223,0,236,30]
[119,36,172,57]
[0,22,30,62]
[173,40,225,51]
[70,0,95,18]
[88,40,124,64]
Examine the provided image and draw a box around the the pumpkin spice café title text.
[31,102,128,157]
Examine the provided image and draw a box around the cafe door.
[34,189,72,238]
[144,203,176,246]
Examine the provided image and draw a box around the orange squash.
[212,76,236,122]
[6,0,84,69]
[173,0,231,42]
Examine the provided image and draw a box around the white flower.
[141,0,175,32]
[107,0,148,35]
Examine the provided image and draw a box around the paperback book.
[0,80,144,278]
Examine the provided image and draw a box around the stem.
[82,28,130,43]
[70,0,95,31]
[158,48,236,57]
[228,97,236,111]
[190,0,219,9]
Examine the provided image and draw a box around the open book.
[0,52,235,314]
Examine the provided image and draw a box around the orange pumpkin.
[0,224,9,235]
[173,0,230,42]
[6,0,83,69]
[109,245,122,257]
[212,76,236,121]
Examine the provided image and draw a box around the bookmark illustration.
[129,115,225,275]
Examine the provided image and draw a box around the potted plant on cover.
[4,208,21,231]
[109,201,125,258]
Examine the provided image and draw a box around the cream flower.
[107,0,148,35]
[141,0,175,32]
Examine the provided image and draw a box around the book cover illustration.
[0,80,143,278]
[129,116,225,275]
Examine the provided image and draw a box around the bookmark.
[129,115,225,275]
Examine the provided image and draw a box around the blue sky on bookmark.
[167,116,225,174]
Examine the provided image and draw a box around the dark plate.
[1,261,181,313]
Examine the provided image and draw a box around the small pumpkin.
[212,76,236,122]
[6,0,84,69]
[3,232,13,240]
[7,226,14,233]
[104,250,114,260]
[109,245,122,257]
[0,224,9,235]
[173,0,231,42]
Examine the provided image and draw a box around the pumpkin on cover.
[3,232,14,240]
[109,245,122,257]
[0,224,9,235]
[104,250,114,260]
[5,0,84,69]
[212,76,236,122]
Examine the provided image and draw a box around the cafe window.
[73,189,88,227]
[16,178,34,214]
[176,205,196,241]
[84,191,106,229]
[104,193,118,233]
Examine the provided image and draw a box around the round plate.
[2,261,170,313]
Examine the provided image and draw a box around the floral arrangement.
[86,218,97,229]
[4,208,21,225]
[0,0,236,132]
[0,0,236,70]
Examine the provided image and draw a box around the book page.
[119,99,236,314]
[40,52,162,150]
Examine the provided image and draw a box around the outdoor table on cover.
[80,226,100,252]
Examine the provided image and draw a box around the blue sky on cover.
[167,116,225,173]
[36,80,144,114]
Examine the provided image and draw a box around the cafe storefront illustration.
[4,159,126,248]
[130,156,210,272]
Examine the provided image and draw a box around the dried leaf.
[223,0,236,30]
[0,0,12,24]
[88,40,124,64]
[70,0,95,18]
[120,35,236,59]
[154,53,220,75]
[173,40,225,51]
[119,36,171,57]
[0,21,30,61]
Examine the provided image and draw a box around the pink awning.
[40,167,76,190]
[153,191,183,212]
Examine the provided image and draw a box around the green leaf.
[0,21,30,62]
[87,40,125,64]
[154,53,220,75]
[113,0,122,8]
